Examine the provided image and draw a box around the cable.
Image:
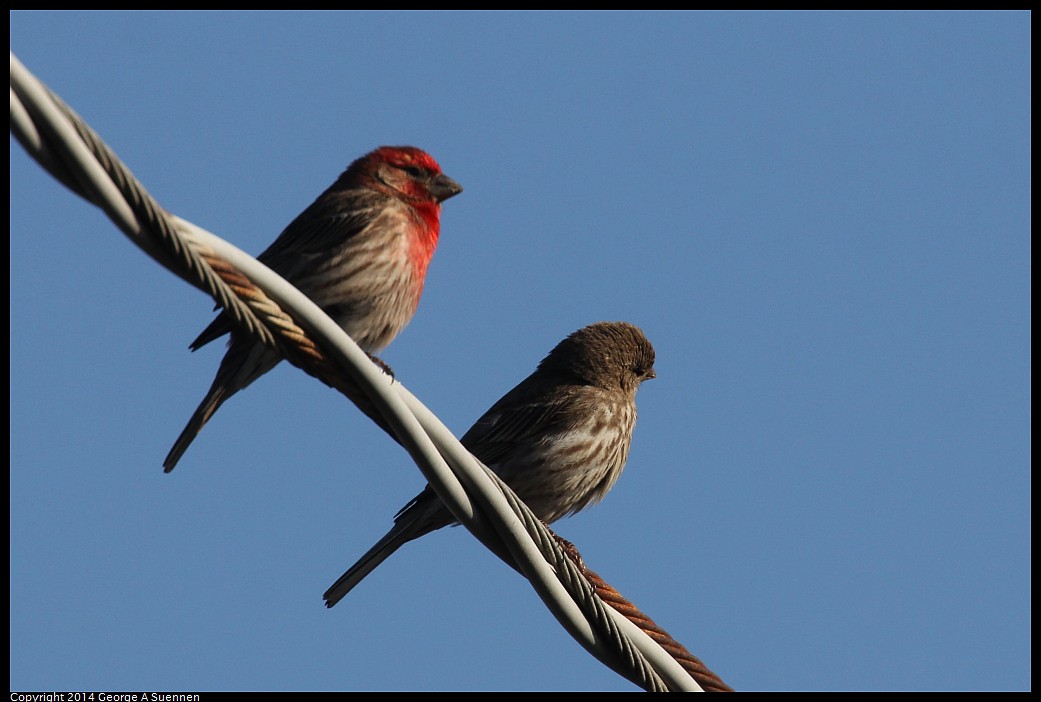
[11,50,730,692]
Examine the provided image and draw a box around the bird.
[164,146,462,472]
[324,321,656,607]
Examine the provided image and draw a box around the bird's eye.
[401,165,424,178]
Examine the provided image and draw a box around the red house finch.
[324,321,656,608]
[164,146,461,472]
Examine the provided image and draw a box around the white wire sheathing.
[181,220,703,691]
[9,55,279,352]
[10,51,703,692]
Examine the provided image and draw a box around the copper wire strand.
[554,535,734,692]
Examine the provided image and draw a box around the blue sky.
[9,11,1030,692]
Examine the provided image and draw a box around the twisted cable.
[560,542,734,692]
[11,51,730,692]
[10,54,278,352]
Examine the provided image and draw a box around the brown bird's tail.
[323,525,414,608]
[324,491,448,608]
[163,381,231,473]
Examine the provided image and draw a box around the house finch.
[324,321,656,608]
[164,146,462,472]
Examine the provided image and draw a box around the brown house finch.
[324,321,656,608]
[164,146,462,472]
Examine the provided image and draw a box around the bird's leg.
[368,353,395,380]
[551,531,588,573]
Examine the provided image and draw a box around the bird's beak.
[431,174,463,202]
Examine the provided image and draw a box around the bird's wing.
[256,197,381,266]
[188,194,381,351]
[460,380,589,466]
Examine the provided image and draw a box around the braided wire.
[11,52,731,692]
[568,553,734,692]
[10,56,278,351]
[486,471,672,691]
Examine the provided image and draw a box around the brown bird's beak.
[431,174,463,202]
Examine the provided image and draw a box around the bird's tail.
[324,491,450,608]
[323,524,415,608]
[163,381,230,473]
[164,340,276,473]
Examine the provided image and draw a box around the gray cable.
[10,50,701,692]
